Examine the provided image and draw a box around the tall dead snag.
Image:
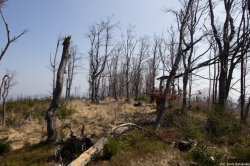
[146,36,160,103]
[46,36,71,141]
[181,0,208,108]
[108,44,122,100]
[122,26,137,102]
[208,0,250,107]
[132,36,149,101]
[152,0,194,129]
[88,18,116,103]
[65,46,82,99]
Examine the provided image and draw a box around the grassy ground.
[0,98,249,165]
[0,141,56,166]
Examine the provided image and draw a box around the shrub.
[162,108,185,128]
[183,118,204,140]
[205,110,240,137]
[56,107,75,119]
[6,115,19,126]
[103,138,128,159]
[191,142,223,166]
[0,137,11,155]
[232,134,250,162]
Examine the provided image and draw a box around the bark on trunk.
[69,137,107,166]
[45,35,71,141]
[2,101,6,128]
[182,72,188,108]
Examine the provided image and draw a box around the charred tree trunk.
[46,36,71,141]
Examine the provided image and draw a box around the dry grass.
[1,98,151,150]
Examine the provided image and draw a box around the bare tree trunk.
[2,101,6,128]
[208,53,212,110]
[182,72,188,108]
[240,50,245,123]
[188,74,192,107]
[153,0,195,129]
[0,74,14,129]
[45,36,71,141]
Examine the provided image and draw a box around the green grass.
[0,141,57,166]
[0,98,76,127]
[0,137,11,155]
[96,129,170,166]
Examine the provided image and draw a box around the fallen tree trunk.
[68,123,142,166]
[69,137,107,166]
[68,122,196,165]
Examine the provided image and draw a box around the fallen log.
[68,123,196,165]
[68,123,142,166]
[68,137,107,166]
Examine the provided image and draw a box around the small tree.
[0,72,15,128]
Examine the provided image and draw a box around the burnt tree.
[45,36,71,141]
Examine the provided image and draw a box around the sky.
[0,0,179,98]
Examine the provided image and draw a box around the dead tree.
[146,36,160,102]
[0,0,7,7]
[122,26,137,102]
[181,0,208,108]
[48,36,61,95]
[240,1,250,123]
[152,0,195,129]
[45,36,71,141]
[65,46,82,99]
[88,19,116,102]
[0,73,14,129]
[0,9,26,62]
[133,36,149,100]
[208,0,250,107]
[108,44,122,100]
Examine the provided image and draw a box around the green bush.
[183,118,204,140]
[191,142,223,166]
[103,138,128,159]
[6,115,19,126]
[233,134,250,162]
[56,107,75,119]
[163,108,185,127]
[205,110,240,137]
[0,137,11,155]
